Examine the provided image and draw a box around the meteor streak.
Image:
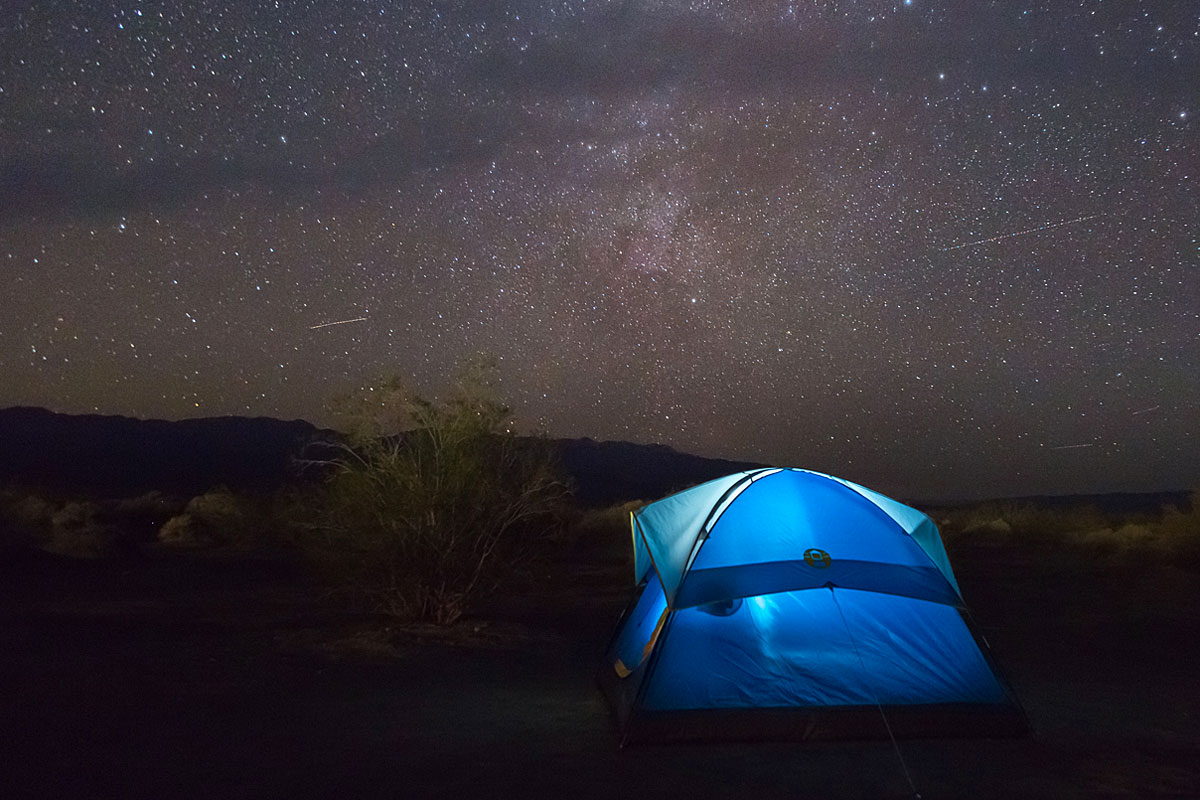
[1049,442,1096,450]
[309,316,368,330]
[939,213,1106,252]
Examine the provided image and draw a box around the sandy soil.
[1,534,1197,800]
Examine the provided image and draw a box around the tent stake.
[828,586,922,800]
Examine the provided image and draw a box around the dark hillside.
[0,407,761,505]
[0,407,330,497]
[0,408,1188,512]
[551,437,761,506]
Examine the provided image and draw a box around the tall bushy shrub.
[301,361,569,624]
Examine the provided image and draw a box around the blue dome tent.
[599,468,1027,744]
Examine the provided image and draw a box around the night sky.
[2,2,1196,500]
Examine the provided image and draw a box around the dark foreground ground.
[2,533,1198,800]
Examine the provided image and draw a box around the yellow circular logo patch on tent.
[804,548,831,569]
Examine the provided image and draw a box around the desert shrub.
[158,488,266,548]
[941,500,1110,539]
[993,502,1107,536]
[1151,494,1200,567]
[963,516,1013,535]
[0,492,122,557]
[1,490,56,528]
[158,512,205,545]
[1076,523,1154,556]
[940,490,1200,571]
[939,502,1018,537]
[44,501,116,558]
[297,360,571,625]
[0,490,55,551]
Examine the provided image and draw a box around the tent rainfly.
[599,468,1028,744]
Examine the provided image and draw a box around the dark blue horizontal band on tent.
[673,559,962,609]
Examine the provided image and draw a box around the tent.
[599,468,1027,744]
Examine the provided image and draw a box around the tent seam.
[674,468,773,606]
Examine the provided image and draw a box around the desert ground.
[2,503,1197,800]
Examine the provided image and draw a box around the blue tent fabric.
[602,468,1026,743]
[827,474,962,598]
[643,588,1007,710]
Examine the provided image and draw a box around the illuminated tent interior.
[599,468,1027,744]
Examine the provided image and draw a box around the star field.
[1,1,1196,499]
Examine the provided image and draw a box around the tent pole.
[828,586,922,800]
